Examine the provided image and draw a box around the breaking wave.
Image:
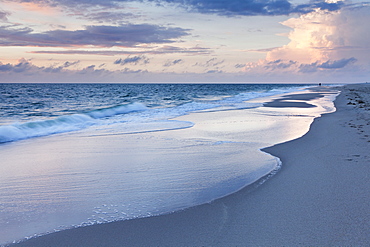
[0,102,147,143]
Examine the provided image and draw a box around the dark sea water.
[0,83,338,245]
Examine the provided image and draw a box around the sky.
[0,0,369,83]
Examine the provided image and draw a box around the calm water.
[0,83,337,245]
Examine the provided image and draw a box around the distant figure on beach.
[319,83,322,86]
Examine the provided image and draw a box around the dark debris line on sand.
[343,84,370,143]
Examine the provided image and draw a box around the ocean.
[0,83,337,245]
[0,83,312,142]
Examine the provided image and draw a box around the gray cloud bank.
[0,58,80,73]
[254,57,358,73]
[299,57,357,73]
[0,24,190,47]
[157,0,344,15]
[14,0,345,16]
[114,55,150,65]
[0,56,364,83]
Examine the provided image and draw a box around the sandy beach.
[12,83,370,246]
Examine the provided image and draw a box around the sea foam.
[0,102,147,143]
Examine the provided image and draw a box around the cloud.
[0,58,37,73]
[155,45,211,54]
[192,58,225,73]
[206,69,223,73]
[120,68,148,73]
[318,57,357,69]
[0,58,149,80]
[0,24,190,47]
[30,45,212,56]
[243,57,357,74]
[234,64,245,69]
[0,58,155,82]
[11,0,345,16]
[62,60,80,68]
[42,60,80,72]
[154,0,292,16]
[194,58,224,67]
[0,58,81,74]
[293,0,344,13]
[191,58,226,74]
[244,4,369,80]
[264,59,297,70]
[266,5,370,65]
[298,57,357,73]
[75,64,114,75]
[0,56,366,83]
[114,55,150,65]
[163,59,183,67]
[0,10,10,21]
[0,62,13,72]
[72,10,138,24]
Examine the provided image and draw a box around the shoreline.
[11,84,370,246]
